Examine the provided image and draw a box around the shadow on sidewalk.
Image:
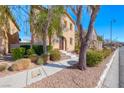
[44,60,77,69]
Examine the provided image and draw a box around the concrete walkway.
[0,54,78,88]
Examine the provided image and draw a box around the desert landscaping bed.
[26,53,113,88]
[0,62,39,78]
[0,54,71,78]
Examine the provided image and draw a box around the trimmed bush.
[32,45,43,55]
[9,58,31,71]
[20,45,30,55]
[75,45,80,54]
[0,63,8,72]
[26,48,35,56]
[47,45,53,53]
[20,45,52,55]
[50,49,61,61]
[36,57,44,65]
[87,50,103,67]
[11,48,25,60]
[29,54,38,62]
[20,45,44,55]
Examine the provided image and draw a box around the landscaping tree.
[33,6,64,54]
[70,5,100,70]
[30,6,34,49]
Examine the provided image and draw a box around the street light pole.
[110,21,112,51]
[110,19,116,51]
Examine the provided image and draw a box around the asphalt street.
[119,46,124,87]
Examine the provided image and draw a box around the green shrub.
[11,48,25,60]
[47,45,53,53]
[28,54,38,62]
[0,63,7,72]
[20,45,51,55]
[32,45,43,55]
[36,57,44,65]
[26,48,35,56]
[20,45,30,55]
[75,45,80,54]
[50,49,61,61]
[87,50,103,67]
[20,45,30,50]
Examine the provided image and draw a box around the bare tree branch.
[70,6,77,16]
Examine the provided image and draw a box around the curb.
[95,48,119,88]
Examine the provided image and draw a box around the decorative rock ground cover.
[0,52,71,78]
[26,53,113,88]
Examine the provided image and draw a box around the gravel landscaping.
[0,53,71,78]
[26,53,113,88]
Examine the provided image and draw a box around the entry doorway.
[59,36,67,51]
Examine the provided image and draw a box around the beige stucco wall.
[51,34,60,49]
[8,18,19,35]
[0,18,19,54]
[0,31,4,53]
[51,13,75,51]
[33,12,75,51]
[61,14,75,51]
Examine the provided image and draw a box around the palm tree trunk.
[30,34,33,49]
[43,6,52,54]
[43,31,47,54]
[49,35,52,45]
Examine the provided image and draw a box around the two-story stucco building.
[52,12,75,51]
[33,10,75,51]
[0,14,20,54]
[89,28,103,50]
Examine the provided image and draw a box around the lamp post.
[110,19,116,51]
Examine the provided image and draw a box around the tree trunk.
[43,31,47,54]
[78,40,87,70]
[30,6,33,49]
[43,6,52,54]
[49,35,52,46]
[30,34,33,49]
[78,8,98,70]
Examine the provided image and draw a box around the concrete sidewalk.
[0,57,78,88]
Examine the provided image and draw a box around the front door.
[59,37,64,50]
[59,37,67,51]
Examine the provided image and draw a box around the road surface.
[119,46,124,87]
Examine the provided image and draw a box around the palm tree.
[70,5,100,70]
[33,6,64,54]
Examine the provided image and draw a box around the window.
[64,20,67,28]
[70,23,73,30]
[70,38,73,45]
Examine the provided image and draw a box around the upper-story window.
[70,23,73,30]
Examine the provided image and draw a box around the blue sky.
[10,5,124,42]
